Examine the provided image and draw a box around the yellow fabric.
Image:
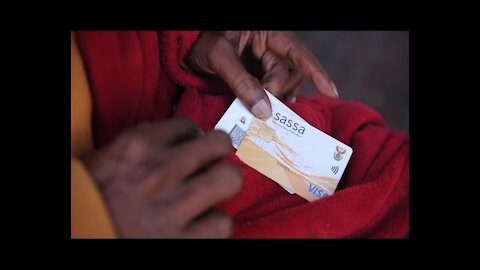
[71,32,93,157]
[71,159,116,238]
[71,32,116,238]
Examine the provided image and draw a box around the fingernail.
[251,99,272,119]
[330,81,339,98]
[287,96,297,103]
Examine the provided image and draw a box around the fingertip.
[207,130,233,155]
[213,211,233,238]
[312,73,337,99]
[224,164,243,192]
[251,98,272,119]
[330,81,339,98]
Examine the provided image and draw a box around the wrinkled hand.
[185,31,338,119]
[82,119,242,238]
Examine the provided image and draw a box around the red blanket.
[76,31,409,238]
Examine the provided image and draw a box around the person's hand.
[184,31,338,119]
[82,119,242,238]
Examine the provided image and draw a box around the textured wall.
[295,31,409,132]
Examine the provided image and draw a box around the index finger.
[265,31,338,98]
[208,36,272,119]
[168,163,242,225]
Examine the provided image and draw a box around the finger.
[265,31,338,98]
[260,51,291,98]
[92,119,201,180]
[119,118,201,151]
[285,86,300,103]
[182,210,233,238]
[283,68,303,94]
[168,163,242,224]
[164,130,233,180]
[208,36,272,119]
[148,118,202,145]
[137,130,234,195]
[170,130,232,178]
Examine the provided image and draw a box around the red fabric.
[175,90,409,238]
[75,31,200,147]
[77,31,409,238]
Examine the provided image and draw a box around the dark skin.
[82,31,337,238]
[83,119,242,238]
[185,31,338,119]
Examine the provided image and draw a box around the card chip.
[229,124,246,148]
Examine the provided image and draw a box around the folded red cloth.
[77,30,409,238]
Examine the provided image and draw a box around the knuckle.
[116,125,146,143]
[210,36,230,54]
[262,52,278,70]
[124,133,150,153]
[113,128,152,158]
[208,37,231,64]
[232,76,260,98]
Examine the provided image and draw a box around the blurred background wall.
[295,31,409,132]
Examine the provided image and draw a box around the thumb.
[208,38,272,119]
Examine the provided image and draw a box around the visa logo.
[308,183,326,198]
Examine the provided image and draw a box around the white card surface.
[215,90,353,201]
